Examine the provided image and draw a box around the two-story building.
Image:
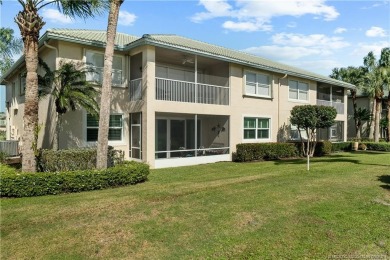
[0,29,354,168]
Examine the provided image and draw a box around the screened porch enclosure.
[155,113,229,159]
[155,48,230,105]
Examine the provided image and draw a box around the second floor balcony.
[155,77,229,105]
[317,83,345,114]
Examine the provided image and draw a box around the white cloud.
[334,27,347,34]
[243,45,324,60]
[365,26,387,37]
[271,33,350,49]
[192,0,233,23]
[41,8,73,24]
[352,41,390,57]
[243,33,350,60]
[191,0,339,32]
[222,21,272,32]
[118,11,137,26]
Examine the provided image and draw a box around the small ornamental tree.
[290,105,337,170]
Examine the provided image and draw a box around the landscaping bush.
[293,141,332,157]
[0,161,149,198]
[360,142,390,152]
[314,141,332,156]
[235,143,298,162]
[331,142,352,152]
[38,147,124,172]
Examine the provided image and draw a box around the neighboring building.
[0,29,354,168]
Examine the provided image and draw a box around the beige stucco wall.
[5,40,350,168]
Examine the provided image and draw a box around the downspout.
[43,41,59,68]
[43,41,59,149]
[278,74,288,141]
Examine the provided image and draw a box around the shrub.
[0,163,17,175]
[314,141,332,156]
[235,143,298,162]
[331,142,352,152]
[360,142,390,152]
[0,161,149,198]
[37,147,124,172]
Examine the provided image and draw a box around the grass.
[1,152,389,259]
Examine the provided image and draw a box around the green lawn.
[1,152,389,259]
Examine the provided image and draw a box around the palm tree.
[96,0,123,169]
[363,50,388,142]
[51,61,100,150]
[354,107,371,139]
[14,0,107,172]
[0,27,23,75]
[378,47,390,141]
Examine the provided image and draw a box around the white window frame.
[288,79,309,102]
[85,113,124,144]
[242,115,272,142]
[244,70,272,98]
[85,50,125,87]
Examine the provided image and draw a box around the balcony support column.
[195,55,198,103]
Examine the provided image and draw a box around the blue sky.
[1,0,389,111]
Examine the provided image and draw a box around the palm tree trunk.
[96,0,123,169]
[53,112,60,151]
[22,41,39,172]
[369,98,376,140]
[15,4,45,172]
[351,89,360,139]
[374,97,381,142]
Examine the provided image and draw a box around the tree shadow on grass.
[272,152,390,167]
[377,175,390,190]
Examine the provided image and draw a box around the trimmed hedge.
[360,142,390,152]
[315,141,332,156]
[235,143,298,162]
[38,147,124,172]
[331,142,352,152]
[0,161,149,198]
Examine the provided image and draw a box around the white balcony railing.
[156,78,229,105]
[129,78,142,101]
[317,99,344,114]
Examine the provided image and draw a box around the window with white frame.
[245,71,271,97]
[289,80,309,101]
[86,114,123,142]
[86,51,123,86]
[243,117,270,140]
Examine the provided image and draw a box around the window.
[86,51,123,86]
[290,124,308,140]
[289,80,309,101]
[243,117,270,140]
[20,73,26,96]
[245,71,271,97]
[86,114,123,142]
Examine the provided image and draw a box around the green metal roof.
[135,34,355,89]
[1,29,355,89]
[46,28,139,48]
